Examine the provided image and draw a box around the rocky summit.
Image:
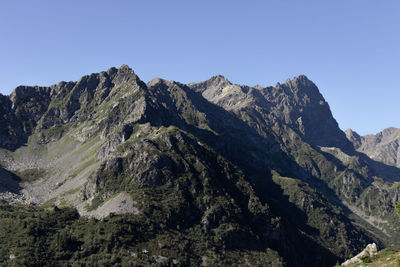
[346,127,400,168]
[0,65,399,266]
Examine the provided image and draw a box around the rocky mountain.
[346,128,400,168]
[0,65,399,266]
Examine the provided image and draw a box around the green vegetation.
[343,248,400,267]
[270,171,373,261]
[361,255,372,263]
[61,187,81,197]
[67,128,289,265]
[4,66,400,266]
[0,199,282,266]
[395,202,400,218]
[13,168,46,183]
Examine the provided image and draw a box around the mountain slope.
[189,74,400,247]
[0,65,397,266]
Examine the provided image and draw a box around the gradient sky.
[0,1,399,135]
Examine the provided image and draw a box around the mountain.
[190,74,400,245]
[346,128,400,168]
[189,74,352,149]
[0,65,399,266]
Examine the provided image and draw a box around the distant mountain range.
[346,127,400,168]
[0,65,399,266]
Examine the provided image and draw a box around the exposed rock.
[0,94,25,150]
[1,65,398,266]
[347,127,400,167]
[189,74,353,150]
[345,129,362,149]
[78,192,139,219]
[188,75,232,94]
[341,243,378,265]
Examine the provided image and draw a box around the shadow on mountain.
[147,81,280,176]
[145,81,374,264]
[362,154,400,182]
[0,166,22,194]
[317,143,400,183]
[255,174,348,267]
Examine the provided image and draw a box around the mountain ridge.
[346,127,400,168]
[0,65,399,266]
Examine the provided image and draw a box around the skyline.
[0,1,399,135]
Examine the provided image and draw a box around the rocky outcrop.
[341,243,378,265]
[188,75,232,94]
[189,75,353,150]
[0,95,25,150]
[11,86,52,135]
[270,76,353,149]
[345,129,362,149]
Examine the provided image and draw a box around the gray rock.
[347,127,400,167]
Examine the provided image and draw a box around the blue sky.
[0,1,399,135]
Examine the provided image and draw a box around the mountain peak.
[111,64,139,85]
[294,74,311,81]
[209,74,230,82]
[188,75,231,93]
[348,127,400,167]
[283,74,315,89]
[118,64,134,72]
[345,128,360,136]
[345,128,362,149]
[380,127,399,137]
[207,75,232,87]
[147,77,173,88]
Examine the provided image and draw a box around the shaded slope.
[189,74,400,248]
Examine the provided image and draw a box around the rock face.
[0,95,25,150]
[341,243,378,265]
[346,127,400,167]
[189,74,353,149]
[0,65,399,266]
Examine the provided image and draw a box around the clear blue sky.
[0,1,399,135]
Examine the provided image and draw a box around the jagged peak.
[72,65,136,87]
[375,127,400,138]
[277,74,325,103]
[188,75,231,86]
[188,74,232,93]
[106,66,118,76]
[114,64,137,79]
[206,74,232,86]
[10,86,51,107]
[11,85,49,95]
[283,74,314,88]
[360,127,400,137]
[345,128,359,135]
[118,64,135,73]
[345,128,362,149]
[381,127,399,134]
[293,74,311,81]
[253,84,264,90]
[7,65,142,107]
[345,128,361,140]
[110,64,141,86]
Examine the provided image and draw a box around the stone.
[341,243,378,266]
